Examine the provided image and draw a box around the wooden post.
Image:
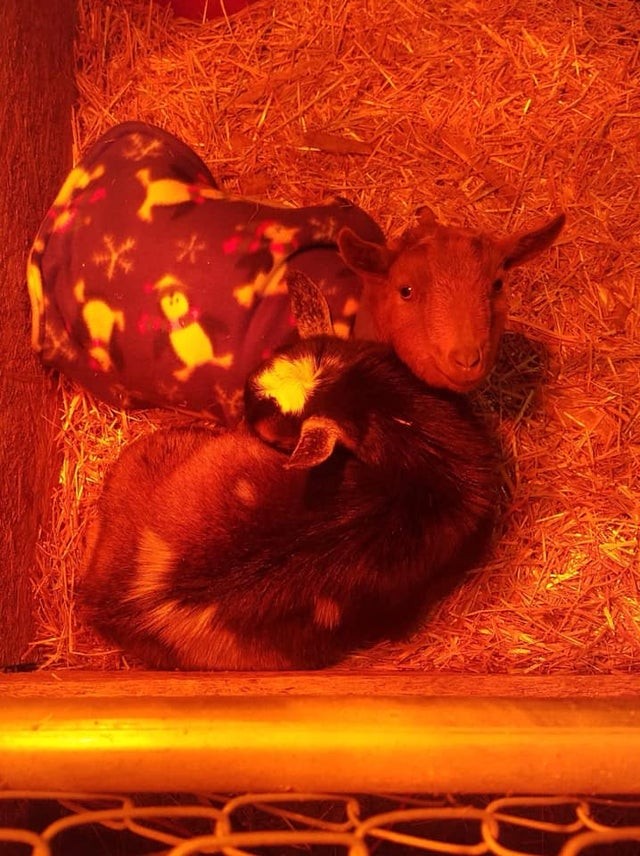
[0,2,75,845]
[0,0,75,667]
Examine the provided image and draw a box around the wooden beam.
[0,0,75,666]
[2,669,640,698]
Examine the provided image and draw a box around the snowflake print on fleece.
[27,121,384,423]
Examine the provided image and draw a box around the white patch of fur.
[342,297,360,317]
[142,600,290,669]
[333,321,350,340]
[234,478,258,505]
[131,528,175,600]
[256,355,319,414]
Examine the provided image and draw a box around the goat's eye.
[492,278,504,294]
[399,285,413,300]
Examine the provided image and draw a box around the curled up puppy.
[79,272,502,670]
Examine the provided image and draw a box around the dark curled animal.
[79,273,501,670]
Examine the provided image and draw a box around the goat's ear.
[500,213,566,270]
[338,227,392,276]
[285,416,342,469]
[286,270,334,337]
[414,204,440,233]
[399,205,440,244]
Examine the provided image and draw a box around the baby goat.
[79,272,501,669]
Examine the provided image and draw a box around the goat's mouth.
[399,346,489,392]
[431,363,487,393]
[443,375,484,392]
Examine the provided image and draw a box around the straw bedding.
[31,0,639,672]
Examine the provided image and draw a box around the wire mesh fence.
[2,791,640,855]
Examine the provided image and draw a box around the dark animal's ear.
[414,205,439,228]
[285,416,342,469]
[286,270,334,338]
[500,213,566,270]
[337,227,392,276]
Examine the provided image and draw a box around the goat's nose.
[450,347,482,372]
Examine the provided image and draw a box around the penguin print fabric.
[27,122,384,423]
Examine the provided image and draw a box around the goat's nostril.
[450,348,482,372]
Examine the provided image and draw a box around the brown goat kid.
[338,207,565,392]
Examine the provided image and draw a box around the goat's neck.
[353,294,379,340]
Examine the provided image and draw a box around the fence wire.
[2,791,640,855]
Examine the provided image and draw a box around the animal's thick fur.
[80,336,500,670]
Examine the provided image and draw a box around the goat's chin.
[406,354,488,393]
[441,375,485,393]
[433,373,483,393]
